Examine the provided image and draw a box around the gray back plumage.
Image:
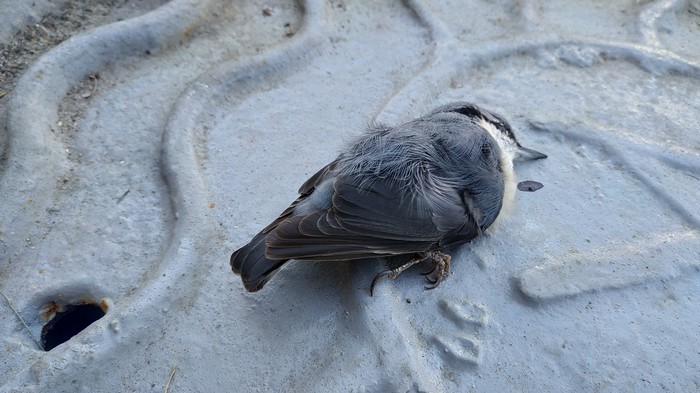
[334,110,506,231]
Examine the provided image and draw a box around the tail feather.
[230,233,288,292]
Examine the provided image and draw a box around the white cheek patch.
[476,117,517,223]
[498,155,516,218]
[476,117,518,161]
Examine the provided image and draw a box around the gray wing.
[230,159,344,290]
[257,159,340,235]
[265,174,481,261]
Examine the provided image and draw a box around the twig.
[34,23,51,40]
[81,74,99,98]
[116,189,130,204]
[164,363,177,393]
[0,289,42,350]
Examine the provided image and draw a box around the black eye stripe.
[493,122,517,142]
[448,105,484,119]
[445,104,519,144]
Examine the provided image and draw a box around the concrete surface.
[1,0,699,392]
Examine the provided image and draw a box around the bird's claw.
[421,264,437,276]
[424,277,442,290]
[370,251,452,295]
[370,270,393,296]
[424,252,451,290]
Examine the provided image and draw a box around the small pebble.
[517,180,544,192]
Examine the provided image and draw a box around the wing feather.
[265,175,469,260]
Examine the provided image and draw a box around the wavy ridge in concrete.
[0,0,215,387]
[1,0,700,391]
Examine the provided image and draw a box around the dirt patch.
[0,0,133,100]
[0,0,166,167]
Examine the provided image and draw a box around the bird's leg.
[423,251,451,290]
[370,253,429,296]
[370,251,452,296]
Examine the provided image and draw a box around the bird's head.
[431,102,548,163]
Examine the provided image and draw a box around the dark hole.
[41,303,106,351]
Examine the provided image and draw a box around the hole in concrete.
[41,303,106,351]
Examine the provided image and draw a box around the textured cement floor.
[1,0,700,392]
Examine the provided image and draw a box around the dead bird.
[230,102,547,294]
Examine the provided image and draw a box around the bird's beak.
[514,145,547,161]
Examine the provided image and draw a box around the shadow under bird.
[230,102,547,294]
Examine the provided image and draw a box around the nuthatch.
[230,102,547,294]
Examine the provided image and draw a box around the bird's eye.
[481,143,491,159]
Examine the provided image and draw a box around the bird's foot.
[370,251,452,296]
[422,251,451,290]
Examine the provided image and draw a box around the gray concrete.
[1,0,699,391]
